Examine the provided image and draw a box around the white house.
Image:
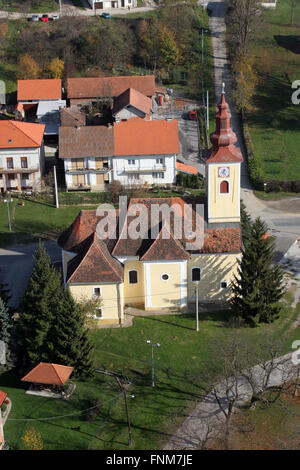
[59,119,179,191]
[0,121,45,193]
[88,0,137,11]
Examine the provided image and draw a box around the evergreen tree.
[0,267,11,306]
[0,296,15,370]
[240,200,252,246]
[50,288,94,379]
[17,241,62,366]
[230,217,285,325]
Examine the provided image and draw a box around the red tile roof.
[60,107,86,128]
[176,161,198,175]
[0,121,45,148]
[67,232,123,284]
[112,88,152,117]
[0,390,7,407]
[114,119,179,156]
[67,75,155,100]
[141,223,190,261]
[17,79,62,101]
[21,363,74,385]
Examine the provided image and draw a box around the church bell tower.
[206,84,243,224]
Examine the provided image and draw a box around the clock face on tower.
[218,166,230,178]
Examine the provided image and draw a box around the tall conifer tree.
[230,217,285,325]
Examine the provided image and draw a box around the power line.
[8,393,122,422]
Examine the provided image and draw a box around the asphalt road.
[0,241,61,310]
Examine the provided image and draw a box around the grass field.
[1,297,299,450]
[248,0,300,181]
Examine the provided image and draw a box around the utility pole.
[96,369,133,447]
[195,284,199,332]
[53,165,59,209]
[206,90,209,130]
[3,197,13,232]
[146,340,160,387]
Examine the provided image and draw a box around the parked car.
[187,110,197,120]
[41,14,49,22]
[101,12,111,19]
[31,14,39,21]
[52,14,59,20]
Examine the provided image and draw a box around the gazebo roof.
[0,390,7,407]
[21,363,74,386]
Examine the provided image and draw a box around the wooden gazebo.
[21,363,74,394]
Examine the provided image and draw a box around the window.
[128,159,135,165]
[94,308,103,319]
[93,287,101,297]
[161,273,169,281]
[220,281,228,289]
[192,267,201,282]
[22,173,29,180]
[156,158,163,164]
[21,157,28,169]
[220,180,229,194]
[6,158,13,169]
[8,174,15,180]
[129,270,138,284]
[152,172,164,179]
[128,174,139,180]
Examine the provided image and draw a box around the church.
[58,88,244,325]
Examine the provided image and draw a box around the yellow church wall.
[123,259,144,306]
[68,283,124,325]
[188,253,241,301]
[143,261,187,310]
[208,163,241,223]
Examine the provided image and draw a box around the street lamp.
[3,197,13,232]
[146,340,160,387]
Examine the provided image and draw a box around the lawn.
[247,0,300,181]
[1,296,299,450]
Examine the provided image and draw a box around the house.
[59,118,179,191]
[0,120,45,192]
[58,88,244,324]
[59,125,114,191]
[0,390,7,450]
[88,0,137,11]
[17,79,65,135]
[112,118,179,186]
[112,88,153,121]
[67,75,156,107]
[60,107,87,128]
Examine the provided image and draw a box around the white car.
[52,14,59,20]
[31,14,39,21]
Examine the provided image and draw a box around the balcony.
[65,167,111,175]
[124,164,167,173]
[0,167,39,174]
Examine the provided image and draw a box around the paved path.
[164,351,298,449]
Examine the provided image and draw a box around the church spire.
[207,85,243,163]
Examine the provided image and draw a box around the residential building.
[59,118,179,191]
[67,75,155,107]
[88,0,137,11]
[17,79,65,136]
[112,87,153,121]
[0,121,45,192]
[58,89,244,324]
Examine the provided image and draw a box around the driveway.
[152,98,205,174]
[0,242,61,310]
